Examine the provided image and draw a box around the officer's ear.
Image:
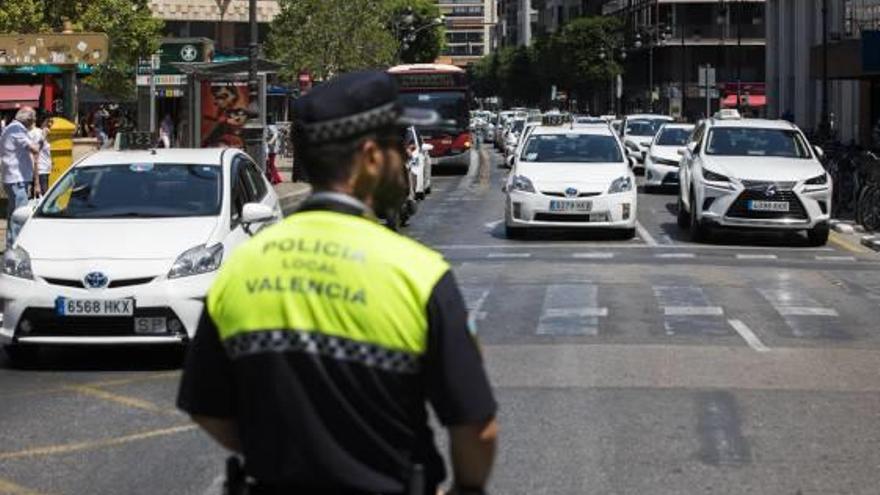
[349,137,383,200]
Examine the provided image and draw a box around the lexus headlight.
[608,176,633,194]
[651,156,680,167]
[702,169,731,183]
[805,173,829,185]
[3,246,33,280]
[511,175,536,193]
[168,244,224,279]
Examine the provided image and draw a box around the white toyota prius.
[0,148,281,363]
[504,123,637,238]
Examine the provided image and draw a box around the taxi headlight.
[702,169,731,183]
[511,175,536,193]
[805,173,829,186]
[168,244,224,279]
[608,176,633,194]
[2,246,33,280]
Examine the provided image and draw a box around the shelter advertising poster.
[200,81,255,148]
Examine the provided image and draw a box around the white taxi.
[620,114,674,165]
[0,148,281,364]
[504,124,637,238]
[677,113,832,245]
[644,123,695,191]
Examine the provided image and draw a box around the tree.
[268,0,397,81]
[0,0,163,101]
[384,0,445,64]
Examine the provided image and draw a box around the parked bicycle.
[822,145,880,232]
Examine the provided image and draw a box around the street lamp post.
[243,0,265,170]
[820,0,830,138]
[599,43,629,116]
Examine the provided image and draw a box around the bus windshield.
[398,91,468,131]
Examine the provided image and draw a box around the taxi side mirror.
[813,145,825,159]
[11,205,33,225]
[241,202,275,225]
[506,155,515,168]
[677,148,686,156]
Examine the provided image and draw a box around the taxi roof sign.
[541,113,571,126]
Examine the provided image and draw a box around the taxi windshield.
[520,134,623,163]
[625,120,659,136]
[705,128,812,158]
[656,128,692,146]
[37,164,223,219]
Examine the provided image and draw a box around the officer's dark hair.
[292,124,401,189]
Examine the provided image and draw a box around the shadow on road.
[1,345,184,372]
[488,226,637,242]
[658,201,820,248]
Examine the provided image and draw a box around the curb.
[830,220,856,235]
[278,186,312,216]
[861,235,880,252]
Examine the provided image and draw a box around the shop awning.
[721,94,766,108]
[0,85,42,110]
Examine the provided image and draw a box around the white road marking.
[655,253,696,259]
[758,288,839,338]
[728,319,771,352]
[654,286,728,336]
[664,306,725,316]
[776,307,840,316]
[461,288,491,334]
[484,220,503,230]
[736,254,778,260]
[661,234,674,244]
[537,284,606,336]
[635,221,658,246]
[572,252,616,259]
[815,255,857,262]
[487,252,532,259]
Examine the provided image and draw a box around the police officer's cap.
[293,70,438,144]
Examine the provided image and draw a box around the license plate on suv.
[748,200,790,212]
[549,200,592,213]
[55,297,135,317]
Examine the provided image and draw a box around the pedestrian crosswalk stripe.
[487,253,531,259]
[537,284,605,336]
[664,306,724,316]
[572,252,615,259]
[656,253,696,259]
[736,254,778,260]
[776,307,839,316]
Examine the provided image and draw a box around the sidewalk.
[0,180,311,253]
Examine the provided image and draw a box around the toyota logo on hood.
[84,272,109,289]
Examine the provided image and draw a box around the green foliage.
[0,0,44,33]
[469,16,624,110]
[0,0,163,101]
[384,0,445,64]
[268,0,397,81]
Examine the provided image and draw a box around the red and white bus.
[388,64,472,169]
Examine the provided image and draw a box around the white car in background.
[677,113,832,245]
[405,126,433,199]
[644,123,695,191]
[0,148,281,364]
[503,118,527,160]
[504,123,637,239]
[620,114,674,165]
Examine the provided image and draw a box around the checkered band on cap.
[302,102,399,143]
[224,329,423,374]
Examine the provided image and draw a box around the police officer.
[177,71,498,495]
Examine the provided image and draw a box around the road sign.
[698,66,716,87]
[0,33,109,66]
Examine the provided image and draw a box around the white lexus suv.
[677,112,832,245]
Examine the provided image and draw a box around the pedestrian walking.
[29,116,53,194]
[1,107,40,248]
[264,118,282,184]
[159,114,174,148]
[177,71,498,495]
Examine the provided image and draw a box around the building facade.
[603,0,766,119]
[766,0,880,145]
[497,0,538,46]
[536,0,604,35]
[437,0,498,65]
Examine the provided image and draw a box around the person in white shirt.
[29,116,52,194]
[1,107,40,248]
[159,114,174,148]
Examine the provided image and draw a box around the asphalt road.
[2,145,880,494]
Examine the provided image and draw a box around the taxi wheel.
[677,198,690,230]
[807,224,830,246]
[3,345,40,368]
[689,192,709,242]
